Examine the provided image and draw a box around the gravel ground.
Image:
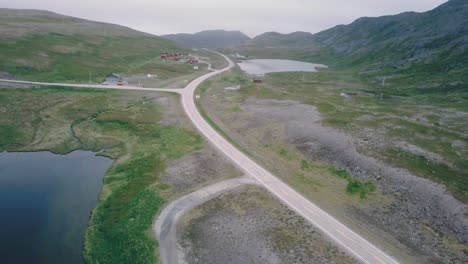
[179,186,357,264]
[151,92,242,195]
[243,99,468,263]
[154,177,257,264]
[163,145,241,193]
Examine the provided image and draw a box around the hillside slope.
[0,9,185,82]
[163,30,250,49]
[314,0,468,69]
[250,31,316,49]
[237,0,467,92]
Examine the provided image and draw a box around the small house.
[104,73,122,85]
[253,79,263,84]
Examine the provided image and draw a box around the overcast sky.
[1,0,448,37]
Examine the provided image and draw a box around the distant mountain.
[250,31,316,49]
[163,30,251,49]
[232,31,324,63]
[313,0,468,70]
[236,0,467,90]
[0,9,184,82]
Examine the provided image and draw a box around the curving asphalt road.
[178,52,400,264]
[0,51,399,264]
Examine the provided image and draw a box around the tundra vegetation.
[0,9,207,84]
[0,87,204,263]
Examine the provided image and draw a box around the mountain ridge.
[162,30,250,49]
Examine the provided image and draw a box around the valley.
[0,1,467,263]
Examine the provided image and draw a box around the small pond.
[0,150,112,264]
[237,59,327,75]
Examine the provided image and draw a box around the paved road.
[178,52,400,264]
[0,52,399,264]
[0,79,182,93]
[154,177,257,264]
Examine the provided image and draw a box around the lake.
[237,59,328,75]
[0,151,112,264]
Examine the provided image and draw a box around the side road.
[0,51,400,264]
[154,177,258,264]
[0,79,182,93]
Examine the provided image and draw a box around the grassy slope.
[0,9,192,82]
[195,68,377,200]
[227,1,468,202]
[0,87,203,263]
[203,67,467,202]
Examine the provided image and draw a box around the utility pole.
[89,72,91,84]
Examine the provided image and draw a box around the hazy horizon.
[0,0,449,37]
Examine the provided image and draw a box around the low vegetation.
[0,86,203,263]
[196,70,379,200]
[329,167,376,198]
[0,9,195,83]
[196,65,467,203]
[239,68,467,202]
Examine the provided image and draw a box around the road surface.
[154,177,257,264]
[0,79,182,93]
[0,51,400,264]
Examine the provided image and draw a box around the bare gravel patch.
[163,145,241,193]
[179,186,357,264]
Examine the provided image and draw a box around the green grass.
[0,123,25,148]
[0,87,203,263]
[0,33,195,82]
[329,167,376,198]
[195,70,383,200]
[383,149,468,203]
[195,80,245,152]
[232,68,468,202]
[193,49,228,70]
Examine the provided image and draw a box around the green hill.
[237,0,468,93]
[163,30,250,49]
[0,9,186,82]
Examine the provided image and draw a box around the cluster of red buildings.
[160,52,189,59]
[185,58,198,64]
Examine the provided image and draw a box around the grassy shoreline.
[0,86,203,263]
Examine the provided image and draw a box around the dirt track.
[153,177,257,264]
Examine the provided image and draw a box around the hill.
[235,31,324,61]
[236,0,468,92]
[0,9,186,82]
[314,0,468,70]
[163,30,250,49]
[250,31,316,49]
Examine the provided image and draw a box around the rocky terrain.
[243,99,468,263]
[198,70,468,263]
[162,145,241,194]
[178,186,357,264]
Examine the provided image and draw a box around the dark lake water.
[0,151,112,264]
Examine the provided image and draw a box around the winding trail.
[154,177,257,264]
[0,51,400,264]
